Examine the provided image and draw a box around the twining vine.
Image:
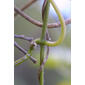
[14,0,71,85]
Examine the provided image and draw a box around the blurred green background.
[14,0,71,85]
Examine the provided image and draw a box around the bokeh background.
[14,0,71,85]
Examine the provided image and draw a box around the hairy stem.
[39,0,50,85]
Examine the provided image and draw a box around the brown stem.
[14,6,71,29]
[14,34,33,42]
[14,0,37,17]
[14,41,37,63]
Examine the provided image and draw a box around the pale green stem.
[14,54,30,66]
[47,0,66,46]
[15,45,35,66]
[39,1,50,85]
[34,0,66,47]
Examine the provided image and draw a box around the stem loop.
[34,0,66,47]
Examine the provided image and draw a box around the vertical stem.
[40,0,50,85]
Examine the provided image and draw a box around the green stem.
[47,0,66,46]
[34,0,66,47]
[14,54,30,66]
[39,1,50,85]
[15,45,35,66]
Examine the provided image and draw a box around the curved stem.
[34,0,66,47]
[45,0,66,46]
[14,0,37,17]
[14,6,70,29]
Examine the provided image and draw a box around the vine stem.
[39,0,50,85]
[14,0,37,17]
[45,0,66,46]
[14,6,71,29]
[34,0,66,47]
[14,42,37,66]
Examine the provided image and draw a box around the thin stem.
[14,41,37,66]
[15,55,30,66]
[44,0,66,46]
[38,44,49,78]
[40,30,50,70]
[14,6,71,29]
[34,0,66,47]
[14,34,33,42]
[14,0,37,17]
[39,0,50,85]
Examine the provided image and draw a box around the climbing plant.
[14,0,71,85]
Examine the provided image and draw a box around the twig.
[14,34,33,42]
[15,55,30,66]
[14,0,37,17]
[14,41,27,54]
[14,6,71,29]
[14,41,37,64]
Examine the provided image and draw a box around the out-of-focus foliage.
[57,81,71,85]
